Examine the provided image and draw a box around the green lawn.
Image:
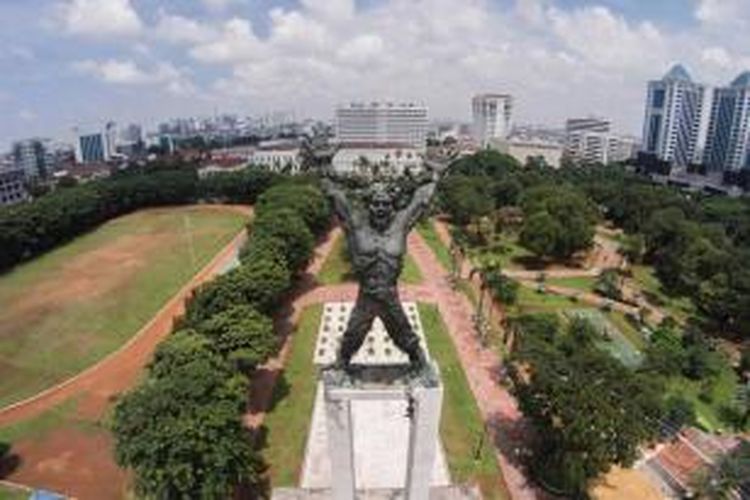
[0,206,247,408]
[664,362,740,433]
[419,304,509,499]
[317,233,423,285]
[513,285,582,314]
[0,485,29,500]
[261,305,322,486]
[545,276,597,292]
[416,219,452,271]
[604,310,647,350]
[631,265,696,324]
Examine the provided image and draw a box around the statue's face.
[369,192,394,231]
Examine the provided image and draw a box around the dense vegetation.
[0,164,279,272]
[439,151,750,494]
[439,150,750,338]
[111,174,331,498]
[510,315,663,496]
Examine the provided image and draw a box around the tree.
[251,208,314,272]
[519,211,558,258]
[594,269,622,300]
[691,441,750,499]
[439,175,494,227]
[644,326,687,377]
[148,329,228,379]
[196,305,277,371]
[511,318,663,496]
[112,358,262,499]
[486,271,519,305]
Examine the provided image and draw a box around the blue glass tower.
[704,71,750,172]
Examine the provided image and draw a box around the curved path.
[0,206,252,427]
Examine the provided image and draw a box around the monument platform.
[272,485,482,500]
[290,302,451,500]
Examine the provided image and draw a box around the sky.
[1,0,749,149]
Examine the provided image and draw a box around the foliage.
[439,175,495,227]
[485,271,519,305]
[691,441,750,500]
[594,269,622,301]
[644,326,687,377]
[256,182,330,237]
[518,185,596,260]
[251,208,315,272]
[112,355,261,499]
[184,255,290,324]
[148,329,229,380]
[196,304,277,371]
[511,317,663,496]
[199,169,279,203]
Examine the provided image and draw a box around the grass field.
[317,233,423,285]
[513,285,582,314]
[545,276,597,292]
[261,304,322,486]
[0,205,247,408]
[419,304,509,499]
[0,484,29,500]
[416,219,452,271]
[631,265,696,324]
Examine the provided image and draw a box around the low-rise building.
[332,143,424,176]
[490,138,563,168]
[0,168,28,206]
[251,142,301,174]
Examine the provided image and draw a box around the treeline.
[439,150,597,260]
[0,165,279,272]
[439,151,750,338]
[566,164,750,337]
[111,179,331,498]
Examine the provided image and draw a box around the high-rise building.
[0,168,28,206]
[472,94,513,147]
[703,71,750,172]
[105,121,119,159]
[641,64,706,168]
[12,138,53,179]
[335,102,428,148]
[74,129,108,164]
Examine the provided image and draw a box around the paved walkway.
[245,225,538,500]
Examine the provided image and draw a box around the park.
[0,152,749,499]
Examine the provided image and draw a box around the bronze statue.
[321,163,446,373]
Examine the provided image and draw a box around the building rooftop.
[731,71,750,88]
[663,64,693,82]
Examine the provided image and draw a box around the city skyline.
[1,0,750,150]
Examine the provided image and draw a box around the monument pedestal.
[323,366,443,500]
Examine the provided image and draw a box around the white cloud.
[701,46,732,68]
[19,109,37,121]
[695,0,749,25]
[73,59,195,95]
[189,18,261,64]
[59,0,142,37]
[336,34,385,66]
[156,13,217,45]
[547,5,666,70]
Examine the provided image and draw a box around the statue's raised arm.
[397,159,451,231]
[321,177,359,229]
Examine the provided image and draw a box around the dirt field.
[0,205,247,409]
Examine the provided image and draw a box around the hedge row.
[111,179,331,498]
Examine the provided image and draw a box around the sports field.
[0,205,247,408]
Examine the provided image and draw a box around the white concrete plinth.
[319,371,444,500]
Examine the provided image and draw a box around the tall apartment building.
[12,138,53,179]
[472,94,513,147]
[335,102,428,148]
[0,168,28,206]
[703,71,750,172]
[642,64,706,168]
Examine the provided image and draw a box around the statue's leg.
[338,293,376,369]
[378,292,426,368]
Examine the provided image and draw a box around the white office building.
[472,94,513,147]
[331,143,424,176]
[703,71,750,172]
[335,102,428,149]
[251,141,301,174]
[565,130,637,165]
[642,64,706,168]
